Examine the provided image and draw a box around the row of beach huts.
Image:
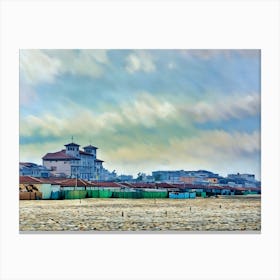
[19,176,261,200]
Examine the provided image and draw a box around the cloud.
[20,89,260,178]
[56,49,109,78]
[19,80,38,106]
[103,130,260,176]
[179,93,260,123]
[20,91,260,143]
[20,50,62,85]
[180,50,260,60]
[121,92,176,127]
[19,50,261,178]
[20,141,67,164]
[167,62,176,70]
[125,50,156,73]
[20,49,110,85]
[169,130,260,157]
[20,92,176,138]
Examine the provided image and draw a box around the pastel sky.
[19,49,261,179]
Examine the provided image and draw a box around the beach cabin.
[141,188,168,198]
[221,189,231,195]
[50,184,61,199]
[60,178,88,199]
[90,182,122,198]
[189,192,196,199]
[19,176,45,199]
[169,192,190,199]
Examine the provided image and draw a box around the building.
[152,170,187,183]
[19,162,50,178]
[207,177,219,184]
[42,142,109,180]
[152,170,220,183]
[117,174,134,182]
[101,168,117,181]
[228,173,255,181]
[227,173,259,188]
[180,176,197,184]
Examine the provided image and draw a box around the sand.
[19,196,261,232]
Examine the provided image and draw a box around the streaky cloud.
[179,93,260,123]
[20,49,110,86]
[125,50,156,73]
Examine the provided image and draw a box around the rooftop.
[60,178,89,187]
[84,145,98,150]
[91,182,121,188]
[64,142,80,147]
[20,162,38,168]
[79,150,94,156]
[20,176,43,184]
[42,150,80,160]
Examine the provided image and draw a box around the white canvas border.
[1,1,279,280]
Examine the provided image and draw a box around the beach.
[19,196,261,232]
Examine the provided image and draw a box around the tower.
[83,145,98,160]
[65,142,80,158]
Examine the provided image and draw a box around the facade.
[180,176,198,184]
[42,142,107,180]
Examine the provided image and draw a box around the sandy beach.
[19,196,261,232]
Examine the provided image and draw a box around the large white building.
[42,142,107,180]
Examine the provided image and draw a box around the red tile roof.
[119,182,135,188]
[20,162,37,167]
[91,182,120,188]
[128,183,156,188]
[60,178,90,187]
[39,178,64,184]
[231,187,246,191]
[42,150,80,160]
[20,176,43,184]
[155,183,177,188]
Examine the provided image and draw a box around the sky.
[19,49,261,179]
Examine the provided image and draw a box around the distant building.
[136,173,154,183]
[19,162,50,178]
[152,170,187,183]
[153,170,219,183]
[117,174,134,182]
[180,176,198,184]
[228,173,255,181]
[227,173,259,187]
[207,177,219,184]
[179,176,218,184]
[42,142,113,181]
[102,168,117,181]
